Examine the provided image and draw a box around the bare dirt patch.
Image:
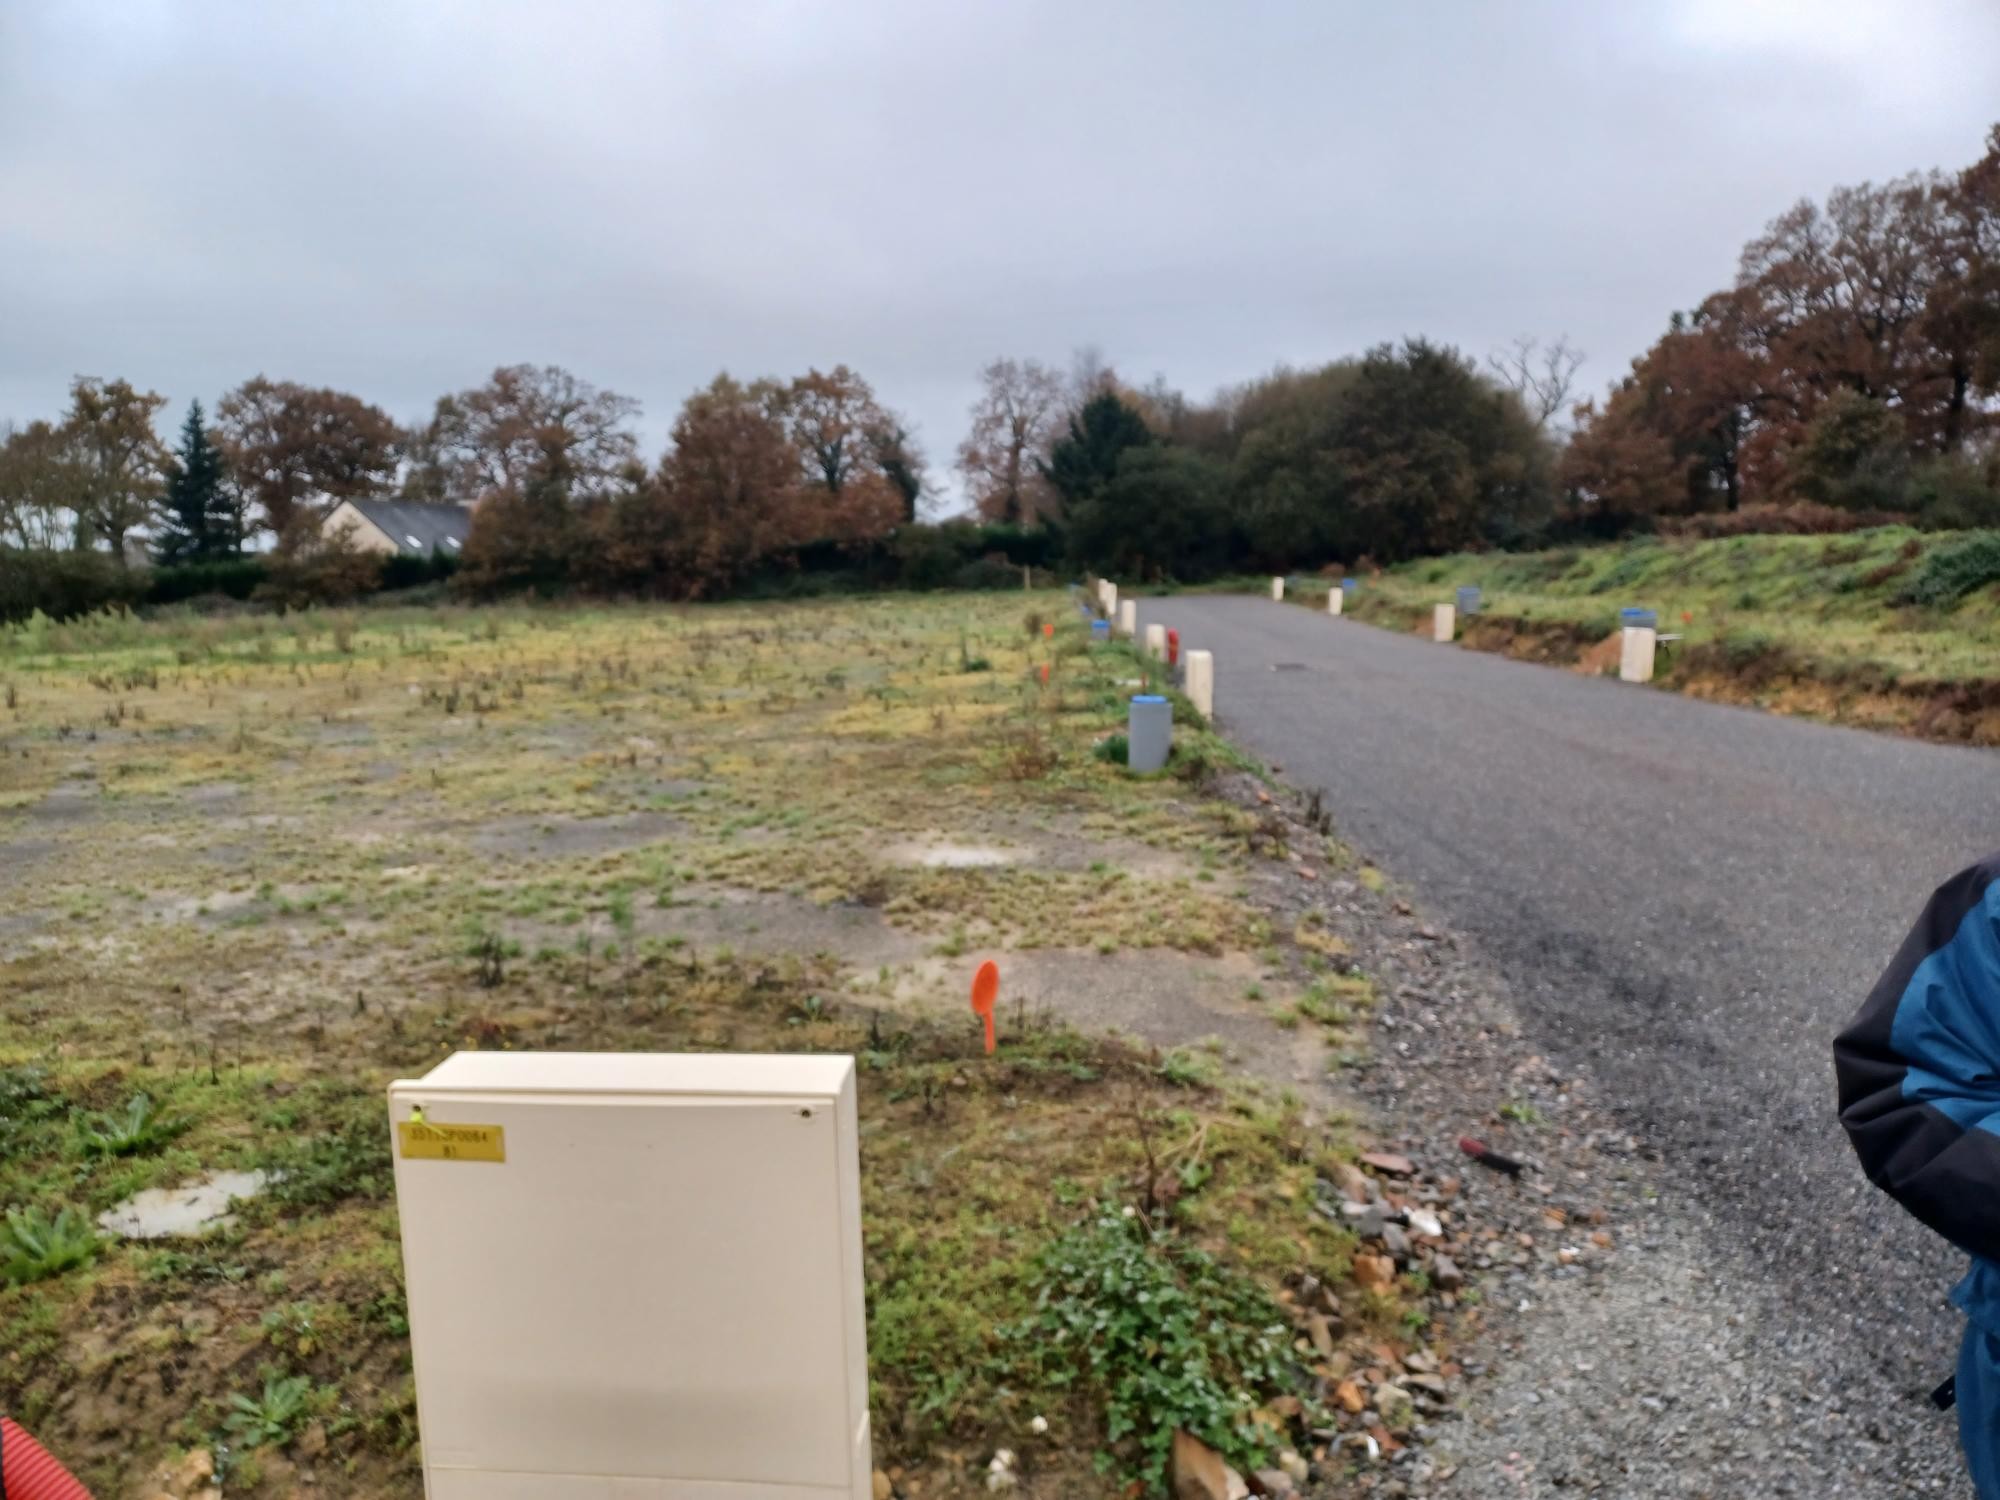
[462,809,686,859]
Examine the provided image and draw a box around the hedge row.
[0,522,1060,623]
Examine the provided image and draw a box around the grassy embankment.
[0,592,1421,1497]
[1303,528,2000,742]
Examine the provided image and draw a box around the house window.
[444,537,461,550]
[405,535,423,550]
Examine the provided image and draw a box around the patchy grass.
[0,592,1392,1496]
[1299,530,2000,742]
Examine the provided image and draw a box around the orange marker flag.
[970,959,1000,1054]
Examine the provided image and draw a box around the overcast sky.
[3,0,1997,510]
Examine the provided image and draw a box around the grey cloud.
[2,0,1996,499]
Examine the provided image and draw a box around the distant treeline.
[4,123,1994,616]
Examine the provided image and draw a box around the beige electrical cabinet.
[388,1052,871,1500]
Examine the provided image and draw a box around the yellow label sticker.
[398,1120,505,1163]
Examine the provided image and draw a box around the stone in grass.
[1351,1252,1396,1290]
[1171,1430,1249,1500]
[1360,1151,1416,1177]
[97,1169,273,1240]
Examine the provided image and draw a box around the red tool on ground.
[1458,1136,1525,1176]
[1,1418,95,1499]
[970,959,1000,1054]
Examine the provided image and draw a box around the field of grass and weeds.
[0,591,1420,1497]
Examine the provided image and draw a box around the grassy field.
[0,591,1419,1496]
[1313,528,2000,741]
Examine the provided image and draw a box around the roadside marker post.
[1619,608,1658,684]
[1327,587,1343,617]
[1432,604,1456,643]
[1270,576,1285,601]
[1117,600,1136,638]
[1185,650,1215,720]
[1143,622,1166,661]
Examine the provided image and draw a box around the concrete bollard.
[1432,604,1455,642]
[1127,695,1171,773]
[1326,587,1343,617]
[1144,622,1167,661]
[1620,626,1657,684]
[1117,600,1136,638]
[1270,576,1285,601]
[1184,649,1214,720]
[1104,582,1119,619]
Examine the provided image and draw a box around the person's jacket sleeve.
[1836,855,2000,1263]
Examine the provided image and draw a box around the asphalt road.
[1137,595,2000,1484]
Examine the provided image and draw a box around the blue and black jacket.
[1837,855,2000,1495]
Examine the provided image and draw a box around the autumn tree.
[215,377,400,544]
[63,377,168,562]
[770,366,906,542]
[1560,392,1684,523]
[957,358,1063,525]
[155,400,243,562]
[600,375,805,597]
[415,364,641,505]
[0,420,90,551]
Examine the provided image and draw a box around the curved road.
[1138,594,2000,1489]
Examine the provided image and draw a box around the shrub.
[79,1093,188,1157]
[1008,1205,1296,1489]
[224,1372,314,1448]
[253,530,385,610]
[0,548,145,623]
[2,1204,100,1285]
[1897,533,2000,608]
[1658,503,1904,539]
[147,557,267,606]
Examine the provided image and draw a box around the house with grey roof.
[321,498,474,558]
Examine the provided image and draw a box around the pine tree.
[156,400,242,562]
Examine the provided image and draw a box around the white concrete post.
[1270,576,1285,601]
[1185,649,1214,720]
[1327,587,1343,617]
[1432,603,1455,643]
[1117,599,1136,638]
[1104,582,1119,619]
[1143,622,1166,661]
[1620,626,1657,684]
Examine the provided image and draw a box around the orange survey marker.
[970,959,1000,1054]
[1042,622,1054,638]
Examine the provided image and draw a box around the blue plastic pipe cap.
[1127,695,1171,773]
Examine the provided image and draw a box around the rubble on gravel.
[1210,771,1675,1495]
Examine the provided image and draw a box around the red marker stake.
[971,960,999,1055]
